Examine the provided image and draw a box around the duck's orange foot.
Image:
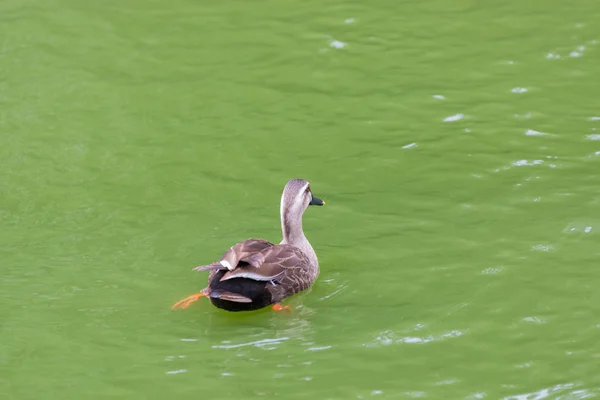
[272,304,291,311]
[172,292,208,309]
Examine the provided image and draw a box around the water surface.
[2,1,600,399]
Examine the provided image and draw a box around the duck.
[172,178,325,312]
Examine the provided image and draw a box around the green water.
[2,1,600,399]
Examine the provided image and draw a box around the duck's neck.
[280,208,318,267]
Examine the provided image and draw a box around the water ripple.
[494,158,554,173]
[523,316,547,324]
[212,337,289,350]
[363,329,466,347]
[306,345,332,352]
[532,244,554,252]
[512,160,543,167]
[329,40,346,49]
[166,369,187,375]
[501,383,596,399]
[466,393,487,399]
[443,113,464,122]
[319,284,347,301]
[564,223,594,234]
[482,266,503,275]
[525,129,548,136]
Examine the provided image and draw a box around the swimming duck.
[172,179,325,312]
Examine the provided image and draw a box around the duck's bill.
[310,196,325,206]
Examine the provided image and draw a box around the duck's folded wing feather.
[219,245,309,282]
[194,239,274,271]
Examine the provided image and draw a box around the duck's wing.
[194,238,274,272]
[218,244,311,284]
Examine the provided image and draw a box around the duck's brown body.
[172,179,324,312]
[200,238,316,311]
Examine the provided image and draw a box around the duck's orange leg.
[172,291,208,309]
[272,303,291,311]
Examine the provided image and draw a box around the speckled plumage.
[188,179,324,312]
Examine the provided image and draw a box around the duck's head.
[281,178,325,215]
[280,179,325,235]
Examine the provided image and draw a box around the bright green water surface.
[2,1,600,399]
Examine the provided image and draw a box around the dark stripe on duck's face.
[309,195,325,206]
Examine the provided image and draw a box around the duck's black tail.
[208,270,273,311]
